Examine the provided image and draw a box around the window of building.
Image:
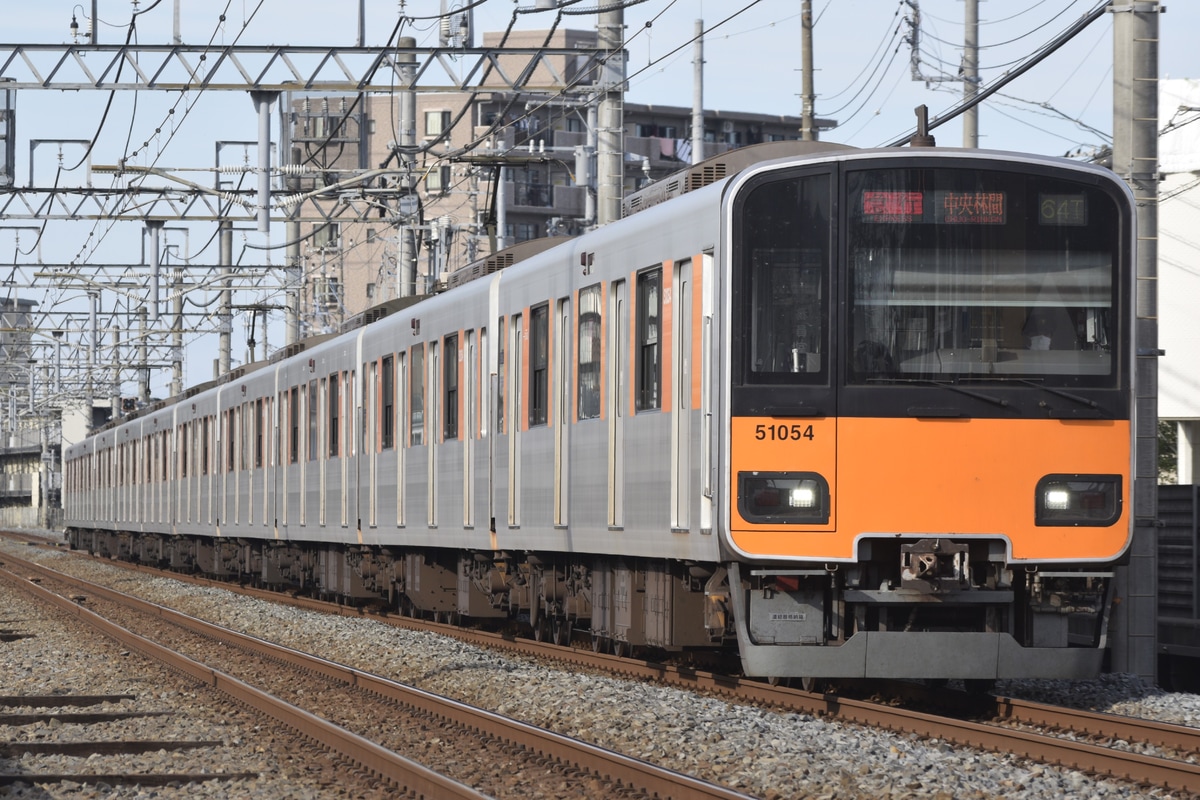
[636,268,661,411]
[424,109,452,137]
[426,164,452,194]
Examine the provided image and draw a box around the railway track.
[6,532,1200,796]
[0,548,756,800]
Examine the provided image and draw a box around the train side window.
[636,268,662,411]
[202,417,210,475]
[411,343,425,445]
[578,284,602,420]
[444,334,459,440]
[381,355,395,449]
[530,304,549,426]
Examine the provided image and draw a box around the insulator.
[219,165,251,173]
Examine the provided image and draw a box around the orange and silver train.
[63,141,1137,682]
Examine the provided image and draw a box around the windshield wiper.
[958,376,1098,409]
[865,377,1009,408]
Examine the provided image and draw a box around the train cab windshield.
[844,165,1122,388]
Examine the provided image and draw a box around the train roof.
[621,140,857,218]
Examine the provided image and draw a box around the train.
[63,140,1138,684]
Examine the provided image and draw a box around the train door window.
[308,380,319,461]
[410,344,425,445]
[180,424,189,478]
[578,284,602,420]
[202,417,210,476]
[429,341,440,444]
[478,327,488,437]
[511,314,523,429]
[444,334,459,440]
[348,370,356,457]
[319,378,328,461]
[289,387,299,463]
[496,317,506,433]
[361,367,370,456]
[381,355,395,449]
[258,398,267,470]
[530,304,549,426]
[328,374,340,457]
[242,402,252,471]
[636,268,662,411]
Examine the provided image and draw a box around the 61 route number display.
[754,423,815,441]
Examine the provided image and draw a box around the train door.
[319,376,328,527]
[608,280,627,528]
[555,297,570,525]
[428,341,439,528]
[397,351,408,527]
[367,360,377,529]
[508,314,523,528]
[464,329,476,528]
[701,251,714,533]
[672,258,692,530]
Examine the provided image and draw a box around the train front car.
[722,150,1135,682]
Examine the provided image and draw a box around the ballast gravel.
[3,537,1197,800]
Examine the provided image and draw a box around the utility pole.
[596,7,625,226]
[397,37,418,296]
[962,0,979,147]
[801,0,816,141]
[1110,0,1161,683]
[691,19,705,161]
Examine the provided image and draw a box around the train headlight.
[1035,474,1121,526]
[739,472,829,524]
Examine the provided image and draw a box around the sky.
[1,0,1194,400]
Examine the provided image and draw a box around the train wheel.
[800,677,825,693]
[612,640,627,659]
[533,618,548,642]
[552,618,570,646]
[591,632,607,653]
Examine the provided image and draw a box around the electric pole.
[801,0,816,141]
[1110,0,1161,683]
[963,0,979,147]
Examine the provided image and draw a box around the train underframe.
[64,528,1113,681]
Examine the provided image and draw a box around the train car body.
[63,142,1137,682]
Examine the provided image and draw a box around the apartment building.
[289,28,831,331]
